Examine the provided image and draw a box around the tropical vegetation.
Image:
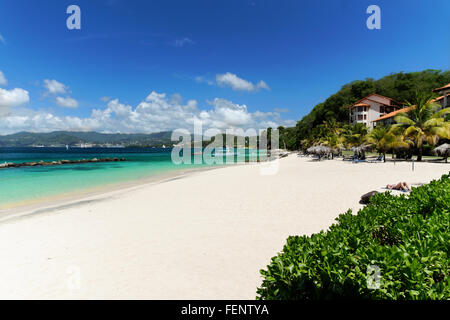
[278,70,450,161]
[391,92,450,161]
[257,173,450,300]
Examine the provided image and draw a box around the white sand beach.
[0,155,448,299]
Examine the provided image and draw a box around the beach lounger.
[343,155,356,161]
[382,187,410,193]
[367,155,383,163]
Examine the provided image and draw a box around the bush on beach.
[257,173,450,300]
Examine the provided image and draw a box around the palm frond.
[394,115,415,126]
[432,107,450,118]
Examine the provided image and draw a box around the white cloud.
[169,93,183,105]
[100,96,111,102]
[0,33,5,45]
[171,37,194,47]
[43,79,79,108]
[0,88,29,107]
[256,80,270,91]
[43,79,68,95]
[0,70,7,85]
[0,91,293,134]
[195,76,214,86]
[0,88,30,117]
[216,73,270,92]
[56,96,78,108]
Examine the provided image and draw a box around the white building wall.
[350,98,385,129]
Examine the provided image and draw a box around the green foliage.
[341,123,369,148]
[257,174,450,300]
[293,70,450,145]
[366,126,410,161]
[392,92,450,160]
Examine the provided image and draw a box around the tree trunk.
[383,152,386,162]
[417,147,423,162]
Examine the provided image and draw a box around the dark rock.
[0,157,127,169]
[360,191,379,205]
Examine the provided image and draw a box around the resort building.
[372,106,414,127]
[433,83,450,109]
[371,82,450,127]
[348,94,403,129]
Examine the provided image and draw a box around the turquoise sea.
[0,147,260,208]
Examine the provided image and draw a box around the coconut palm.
[317,133,342,158]
[392,93,450,161]
[367,126,394,162]
[341,123,368,148]
[368,126,411,162]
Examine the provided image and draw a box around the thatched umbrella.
[350,144,370,153]
[307,145,331,159]
[306,146,315,154]
[318,146,331,156]
[433,143,450,163]
[351,144,370,160]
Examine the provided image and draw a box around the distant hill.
[0,131,175,147]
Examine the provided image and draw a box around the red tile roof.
[347,93,402,109]
[433,83,450,92]
[372,106,415,122]
[432,93,450,102]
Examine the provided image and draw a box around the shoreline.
[0,164,226,224]
[0,155,448,299]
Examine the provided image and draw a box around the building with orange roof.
[347,93,403,129]
[433,83,450,109]
[371,106,416,127]
[367,83,449,128]
[432,93,450,107]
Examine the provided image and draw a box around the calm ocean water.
[0,147,259,208]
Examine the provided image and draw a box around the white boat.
[214,147,235,156]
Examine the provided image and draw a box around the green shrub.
[257,173,450,300]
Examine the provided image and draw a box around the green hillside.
[290,69,450,149]
[0,131,174,147]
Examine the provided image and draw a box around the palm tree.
[342,123,368,148]
[367,126,394,162]
[322,119,341,136]
[368,126,411,162]
[393,93,450,161]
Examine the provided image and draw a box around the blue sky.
[0,0,449,134]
